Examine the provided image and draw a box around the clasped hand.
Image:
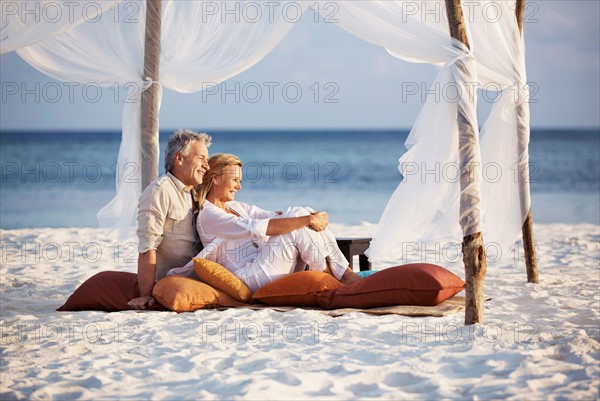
[308,211,328,231]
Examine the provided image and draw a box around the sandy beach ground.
[1,222,598,400]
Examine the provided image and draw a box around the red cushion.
[252,271,344,306]
[57,271,166,312]
[316,264,465,309]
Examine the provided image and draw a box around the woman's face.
[213,165,242,202]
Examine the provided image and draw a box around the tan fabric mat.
[229,296,465,317]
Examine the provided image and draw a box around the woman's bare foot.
[340,267,362,285]
[324,257,362,284]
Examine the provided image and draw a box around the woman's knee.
[283,206,314,218]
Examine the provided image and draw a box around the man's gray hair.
[165,129,212,173]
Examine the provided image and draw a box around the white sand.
[1,223,599,400]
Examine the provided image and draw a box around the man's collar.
[167,172,190,193]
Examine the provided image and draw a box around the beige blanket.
[230,296,465,317]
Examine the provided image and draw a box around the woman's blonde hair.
[195,153,243,206]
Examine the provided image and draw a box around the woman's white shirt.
[197,200,276,273]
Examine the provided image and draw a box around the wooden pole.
[141,0,161,189]
[516,0,525,33]
[445,0,487,325]
[515,0,539,283]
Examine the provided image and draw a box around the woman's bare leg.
[325,256,362,284]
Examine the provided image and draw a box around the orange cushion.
[153,275,245,312]
[57,271,165,312]
[316,264,465,309]
[252,271,344,306]
[194,258,253,303]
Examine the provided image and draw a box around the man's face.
[173,142,209,187]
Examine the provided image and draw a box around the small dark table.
[336,238,372,271]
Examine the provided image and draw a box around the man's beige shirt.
[137,173,195,280]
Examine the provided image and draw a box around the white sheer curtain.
[326,1,483,263]
[1,0,119,53]
[2,0,146,236]
[7,1,149,237]
[3,0,529,260]
[113,1,304,237]
[327,1,528,264]
[2,0,307,238]
[100,1,307,237]
[468,0,531,260]
[160,1,305,92]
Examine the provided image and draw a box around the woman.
[196,153,362,292]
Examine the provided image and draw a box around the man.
[128,129,211,310]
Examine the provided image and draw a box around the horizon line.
[1,127,599,134]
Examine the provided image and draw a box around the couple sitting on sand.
[128,130,361,310]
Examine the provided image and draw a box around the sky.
[1,1,599,132]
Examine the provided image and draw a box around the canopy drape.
[364,1,531,263]
[1,0,118,52]
[2,0,306,237]
[1,0,530,260]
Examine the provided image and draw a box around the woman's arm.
[266,212,328,236]
[201,202,328,241]
[200,204,264,241]
[246,204,278,219]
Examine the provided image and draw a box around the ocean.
[0,129,598,229]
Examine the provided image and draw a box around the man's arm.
[129,178,168,309]
[127,250,157,309]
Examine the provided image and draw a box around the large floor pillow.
[252,271,344,306]
[316,263,465,309]
[57,271,166,312]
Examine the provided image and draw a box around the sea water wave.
[0,129,598,228]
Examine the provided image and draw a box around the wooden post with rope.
[141,0,161,189]
[445,0,487,325]
[516,0,539,283]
